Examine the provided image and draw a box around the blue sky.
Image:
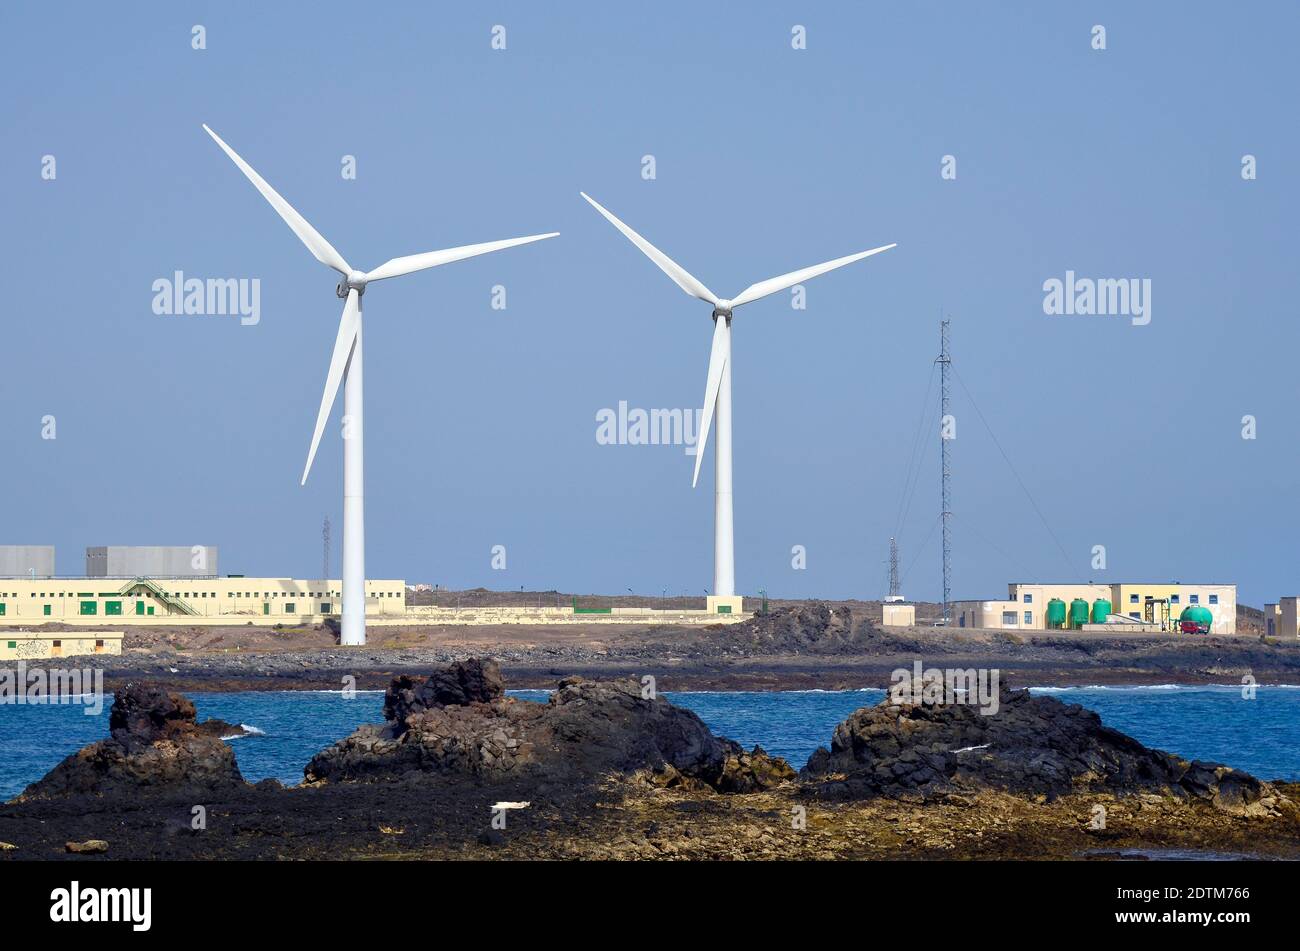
[2,2,1295,606]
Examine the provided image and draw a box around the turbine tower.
[204,125,558,646]
[580,193,894,612]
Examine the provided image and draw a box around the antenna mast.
[937,318,952,625]
[887,536,900,600]
[322,516,331,580]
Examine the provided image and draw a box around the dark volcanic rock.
[802,684,1277,811]
[15,683,245,801]
[305,666,794,792]
[383,658,504,727]
[722,604,940,656]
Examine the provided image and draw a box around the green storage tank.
[1091,598,1112,624]
[1181,604,1213,633]
[1068,598,1090,629]
[1045,598,1067,629]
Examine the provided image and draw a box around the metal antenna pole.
[888,536,900,599]
[322,516,331,580]
[937,318,952,624]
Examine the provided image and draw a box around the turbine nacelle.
[336,270,369,298]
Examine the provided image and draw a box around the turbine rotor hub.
[336,270,369,298]
[712,303,733,323]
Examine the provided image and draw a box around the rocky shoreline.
[2,658,1297,862]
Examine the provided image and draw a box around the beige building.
[0,577,406,625]
[1,631,123,659]
[955,581,1237,634]
[881,602,916,627]
[1273,598,1300,638]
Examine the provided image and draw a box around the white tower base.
[340,309,366,647]
[707,595,745,615]
[713,314,736,599]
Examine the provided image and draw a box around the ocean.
[1,684,1297,800]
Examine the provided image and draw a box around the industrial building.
[0,546,55,578]
[953,582,1237,634]
[85,546,218,578]
[1262,599,1300,638]
[0,576,406,623]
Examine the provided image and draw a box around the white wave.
[221,724,266,740]
[292,689,386,695]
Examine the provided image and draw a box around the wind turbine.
[580,192,893,612]
[203,124,558,646]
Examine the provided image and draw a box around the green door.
[263,602,270,615]
[105,601,122,616]
[136,600,145,616]
[79,601,97,616]
[43,604,51,616]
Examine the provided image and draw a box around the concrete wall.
[0,632,123,659]
[881,603,916,627]
[86,546,219,578]
[394,605,747,627]
[0,546,55,578]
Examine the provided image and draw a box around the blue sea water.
[2,685,1298,800]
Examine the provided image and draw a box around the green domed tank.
[1091,598,1112,623]
[1046,598,1067,628]
[1181,604,1213,633]
[1069,598,1090,629]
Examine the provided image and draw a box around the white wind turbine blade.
[364,232,559,283]
[692,316,730,488]
[202,124,351,276]
[580,193,718,305]
[302,289,361,485]
[729,243,896,309]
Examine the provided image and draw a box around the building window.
[6,641,15,649]
[1190,595,1199,604]
[1129,594,1139,604]
[1024,611,1032,624]
[1129,612,1140,619]
[1209,594,1218,605]
[1002,611,1017,625]
[1022,594,1032,604]
[1170,594,1180,604]
[79,601,97,616]
[284,602,295,614]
